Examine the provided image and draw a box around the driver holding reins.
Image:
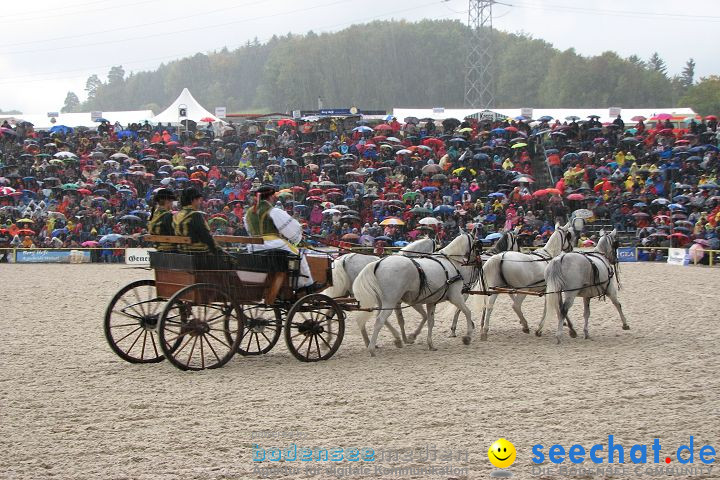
[244,185,319,292]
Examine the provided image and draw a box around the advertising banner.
[15,249,91,263]
[125,248,155,265]
[667,248,689,266]
[617,247,636,262]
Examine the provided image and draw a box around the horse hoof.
[461,336,472,345]
[369,350,376,357]
[584,334,591,340]
[480,333,488,341]
[449,331,457,338]
[428,346,438,351]
[555,337,562,345]
[406,334,416,344]
[622,325,630,330]
[394,340,403,348]
[534,330,542,337]
[522,327,530,334]
[569,330,578,338]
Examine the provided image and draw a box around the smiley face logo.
[488,438,516,468]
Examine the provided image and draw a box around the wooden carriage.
[103,235,343,371]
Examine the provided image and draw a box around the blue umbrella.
[393,241,409,247]
[633,202,647,208]
[93,118,109,123]
[51,228,68,237]
[673,195,689,202]
[484,232,503,241]
[116,130,138,139]
[422,186,438,193]
[685,156,703,162]
[352,126,373,133]
[49,125,73,135]
[488,192,506,198]
[241,141,256,149]
[99,234,123,243]
[668,203,685,210]
[433,205,455,214]
[490,128,506,134]
[652,198,670,205]
[449,137,468,143]
[538,115,553,122]
[699,183,719,189]
[688,146,706,153]
[545,149,559,154]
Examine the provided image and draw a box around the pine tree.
[648,52,667,76]
[85,74,102,100]
[680,58,696,88]
[61,92,81,113]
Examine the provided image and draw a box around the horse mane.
[488,231,511,254]
[440,232,471,257]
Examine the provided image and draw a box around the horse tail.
[323,254,353,298]
[352,259,383,309]
[544,257,567,317]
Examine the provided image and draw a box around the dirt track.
[1,263,718,479]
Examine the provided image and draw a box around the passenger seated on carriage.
[244,185,318,292]
[173,187,219,254]
[148,188,177,252]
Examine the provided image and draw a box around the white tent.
[152,88,221,124]
[392,107,699,125]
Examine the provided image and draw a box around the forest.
[60,19,714,115]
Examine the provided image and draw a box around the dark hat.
[180,187,203,206]
[154,188,176,202]
[255,184,277,198]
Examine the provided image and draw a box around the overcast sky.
[0,0,717,113]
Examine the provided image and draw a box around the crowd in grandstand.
[0,110,718,262]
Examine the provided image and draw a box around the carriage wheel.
[284,294,345,362]
[224,305,282,356]
[158,284,242,371]
[104,279,176,363]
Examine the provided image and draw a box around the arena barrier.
[1,246,718,267]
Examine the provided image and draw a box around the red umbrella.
[372,136,387,143]
[504,126,518,133]
[532,189,548,197]
[278,119,297,127]
[374,124,392,131]
[631,115,646,122]
[16,229,35,235]
[656,113,673,120]
[291,186,306,192]
[200,117,215,123]
[657,128,674,136]
[706,115,718,121]
[567,193,585,201]
[77,188,92,195]
[545,188,562,195]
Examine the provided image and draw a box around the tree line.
[59,19,718,116]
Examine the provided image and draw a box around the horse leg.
[406,305,427,344]
[448,293,474,345]
[354,310,372,348]
[393,306,408,346]
[609,288,630,331]
[480,294,498,341]
[556,292,578,343]
[425,303,437,351]
[582,297,591,339]
[535,294,548,337]
[384,316,404,348]
[368,307,394,357]
[510,293,530,334]
[449,293,468,337]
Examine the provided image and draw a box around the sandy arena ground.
[1,263,719,480]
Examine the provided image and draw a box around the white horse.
[405,231,522,341]
[474,222,580,340]
[322,237,437,347]
[537,229,630,343]
[353,232,482,356]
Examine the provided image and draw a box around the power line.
[0,0,448,86]
[2,0,357,56]
[510,0,720,21]
[2,0,273,48]
[0,0,155,24]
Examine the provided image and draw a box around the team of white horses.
[324,219,630,356]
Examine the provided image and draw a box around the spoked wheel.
[158,284,242,371]
[284,294,345,362]
[104,279,175,363]
[225,305,283,356]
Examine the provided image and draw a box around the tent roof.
[392,107,699,125]
[152,88,221,124]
